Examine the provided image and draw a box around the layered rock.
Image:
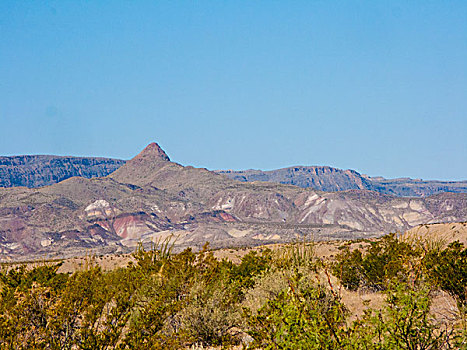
[216,167,467,197]
[0,155,125,188]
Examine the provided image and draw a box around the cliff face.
[216,167,467,197]
[368,177,467,197]
[217,167,374,192]
[0,155,126,188]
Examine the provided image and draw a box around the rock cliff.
[0,155,125,188]
[216,167,467,197]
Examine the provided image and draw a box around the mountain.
[216,167,467,197]
[368,176,467,197]
[1,142,466,262]
[1,152,466,198]
[217,167,373,191]
[0,155,125,188]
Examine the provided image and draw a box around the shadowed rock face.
[1,142,466,262]
[0,155,125,188]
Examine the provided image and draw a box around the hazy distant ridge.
[0,154,465,197]
[216,167,467,197]
[0,155,125,188]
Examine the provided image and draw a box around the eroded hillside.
[1,143,466,261]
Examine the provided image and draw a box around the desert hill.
[403,221,467,247]
[0,142,466,261]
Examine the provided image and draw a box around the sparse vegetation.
[0,236,466,349]
[332,234,418,291]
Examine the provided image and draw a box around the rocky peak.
[108,142,172,185]
[131,142,170,163]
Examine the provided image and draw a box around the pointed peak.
[132,142,170,162]
[109,142,171,184]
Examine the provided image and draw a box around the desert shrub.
[243,242,319,313]
[228,249,272,289]
[333,234,417,291]
[348,282,455,350]
[0,264,69,349]
[424,241,467,313]
[242,267,291,313]
[121,242,251,348]
[274,242,316,270]
[332,247,363,290]
[174,248,272,346]
[0,238,463,349]
[0,263,68,293]
[121,244,197,349]
[0,262,133,349]
[178,279,241,346]
[245,268,347,349]
[243,242,349,349]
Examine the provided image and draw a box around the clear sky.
[0,1,466,180]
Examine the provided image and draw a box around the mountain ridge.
[215,166,467,197]
[0,149,466,197]
[1,142,466,261]
[0,155,125,188]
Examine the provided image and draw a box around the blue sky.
[0,1,466,180]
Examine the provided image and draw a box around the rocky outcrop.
[0,155,125,188]
[109,142,172,186]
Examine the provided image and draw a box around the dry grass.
[56,254,136,274]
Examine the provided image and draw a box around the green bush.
[0,236,464,349]
[424,241,467,312]
[246,269,347,349]
[348,282,454,350]
[333,234,417,291]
